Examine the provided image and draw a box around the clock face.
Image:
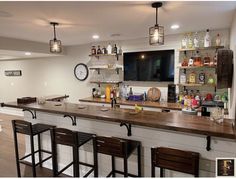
[74,63,89,81]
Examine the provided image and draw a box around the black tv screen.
[124,50,175,82]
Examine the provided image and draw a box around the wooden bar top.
[79,97,182,111]
[1,101,235,140]
[45,95,69,101]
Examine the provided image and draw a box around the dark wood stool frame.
[93,136,142,177]
[50,128,98,177]
[12,120,55,177]
[151,147,200,177]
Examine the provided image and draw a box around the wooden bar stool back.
[12,120,55,177]
[151,147,200,177]
[94,136,141,177]
[50,128,98,177]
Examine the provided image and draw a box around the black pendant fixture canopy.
[149,2,164,45]
[49,22,62,53]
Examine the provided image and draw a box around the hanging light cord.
[156,7,158,26]
[53,24,57,40]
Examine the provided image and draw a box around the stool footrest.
[79,161,94,168]
[57,161,74,176]
[19,160,33,166]
[114,170,139,177]
[83,168,94,177]
[35,156,52,167]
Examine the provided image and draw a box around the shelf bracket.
[206,136,211,151]
[64,115,77,126]
[97,69,100,75]
[23,109,37,119]
[116,53,119,61]
[116,68,119,74]
[120,123,132,136]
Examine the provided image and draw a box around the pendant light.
[149,2,164,45]
[49,22,62,53]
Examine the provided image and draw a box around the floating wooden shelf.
[89,53,122,57]
[89,67,123,70]
[178,66,216,69]
[90,81,122,84]
[179,46,224,52]
[177,83,216,87]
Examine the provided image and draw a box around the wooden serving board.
[147,87,161,101]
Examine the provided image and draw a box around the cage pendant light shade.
[49,22,62,53]
[149,25,164,45]
[149,2,164,45]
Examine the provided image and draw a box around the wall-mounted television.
[123,50,175,82]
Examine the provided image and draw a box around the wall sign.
[5,70,22,77]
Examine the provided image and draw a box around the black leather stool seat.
[32,123,55,135]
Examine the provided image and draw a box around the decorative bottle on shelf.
[204,29,211,47]
[215,33,221,46]
[102,46,107,54]
[193,32,199,48]
[105,85,111,100]
[180,71,187,84]
[129,87,133,96]
[181,34,188,49]
[91,46,96,55]
[187,33,193,48]
[189,72,196,84]
[97,45,102,54]
[107,43,112,54]
[198,71,205,84]
[112,44,117,54]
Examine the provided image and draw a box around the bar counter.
[79,97,182,111]
[2,101,236,177]
[1,101,235,139]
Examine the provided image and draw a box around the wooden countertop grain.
[79,97,182,111]
[1,101,235,140]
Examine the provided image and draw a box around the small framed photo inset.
[5,70,22,77]
[216,158,235,177]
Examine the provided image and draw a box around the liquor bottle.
[91,46,96,55]
[187,33,193,48]
[198,71,205,84]
[102,46,107,54]
[193,32,199,48]
[112,44,117,54]
[215,33,221,46]
[181,34,188,49]
[107,43,112,54]
[180,71,187,84]
[97,45,102,54]
[181,51,188,66]
[193,51,202,66]
[189,72,196,84]
[129,87,133,96]
[204,29,211,47]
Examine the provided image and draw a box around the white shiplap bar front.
[23,111,236,177]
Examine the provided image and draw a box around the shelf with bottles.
[177,83,216,87]
[178,65,216,69]
[179,46,224,52]
[90,44,122,60]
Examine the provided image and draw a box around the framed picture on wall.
[5,70,22,77]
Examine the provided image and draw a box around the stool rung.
[107,171,113,177]
[114,170,138,177]
[79,161,94,168]
[19,150,40,160]
[41,149,52,154]
[57,161,74,176]
[83,168,94,177]
[35,155,52,166]
[19,160,33,166]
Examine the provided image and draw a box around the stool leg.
[93,137,98,177]
[38,134,42,167]
[160,168,164,177]
[13,130,21,177]
[151,148,155,177]
[137,144,141,177]
[51,129,58,177]
[30,135,36,177]
[73,146,80,177]
[111,156,116,177]
[123,157,128,177]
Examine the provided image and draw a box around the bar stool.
[151,147,200,177]
[94,136,141,177]
[50,128,98,177]
[12,120,55,177]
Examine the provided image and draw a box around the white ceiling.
[0,1,236,46]
[0,49,56,61]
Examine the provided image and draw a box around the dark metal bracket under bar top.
[22,109,37,119]
[64,115,77,126]
[120,123,132,136]
[206,136,211,151]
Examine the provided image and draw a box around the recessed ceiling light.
[92,35,99,39]
[171,24,180,30]
[25,52,32,56]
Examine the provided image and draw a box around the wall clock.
[74,63,89,81]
